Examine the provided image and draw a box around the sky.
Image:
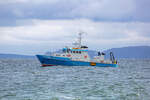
[0,0,150,55]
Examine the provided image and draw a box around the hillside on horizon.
[0,46,150,59]
[0,53,35,59]
[103,46,150,59]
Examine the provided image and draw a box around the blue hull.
[36,55,117,67]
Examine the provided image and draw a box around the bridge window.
[67,49,69,53]
[66,49,71,53]
[63,49,66,53]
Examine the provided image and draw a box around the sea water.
[0,58,150,100]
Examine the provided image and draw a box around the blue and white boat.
[36,33,118,67]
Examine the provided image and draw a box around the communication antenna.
[78,32,83,48]
[72,31,87,48]
[78,31,87,48]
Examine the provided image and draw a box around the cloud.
[133,0,150,22]
[0,0,150,54]
[0,0,59,4]
[0,19,150,54]
[70,0,135,20]
[0,0,149,26]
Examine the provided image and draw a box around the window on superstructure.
[63,49,66,53]
[79,51,81,54]
[73,51,75,53]
[67,49,71,53]
[76,51,78,53]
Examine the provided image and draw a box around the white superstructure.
[50,33,114,64]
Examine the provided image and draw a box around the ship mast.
[78,32,83,48]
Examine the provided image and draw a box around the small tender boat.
[36,33,118,67]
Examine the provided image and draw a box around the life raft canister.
[84,56,87,58]
[67,54,71,57]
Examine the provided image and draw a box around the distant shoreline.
[0,46,150,59]
[0,53,35,59]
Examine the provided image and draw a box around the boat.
[36,33,118,67]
